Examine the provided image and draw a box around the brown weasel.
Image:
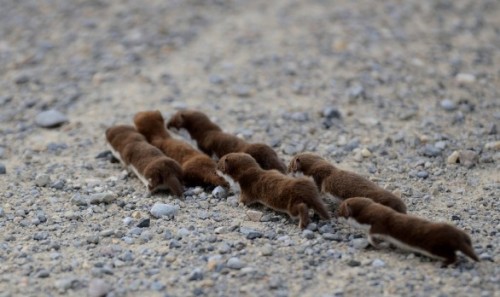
[288,153,407,213]
[133,110,229,189]
[167,110,287,173]
[105,125,184,197]
[338,197,479,266]
[217,152,330,228]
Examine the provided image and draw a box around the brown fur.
[289,153,407,213]
[134,111,229,189]
[217,153,330,228]
[105,125,184,197]
[338,197,479,266]
[167,110,286,173]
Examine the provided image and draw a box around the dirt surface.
[0,0,499,296]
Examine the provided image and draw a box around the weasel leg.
[290,202,310,229]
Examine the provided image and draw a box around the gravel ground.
[1,0,499,296]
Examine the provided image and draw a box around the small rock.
[71,194,89,206]
[123,217,133,226]
[246,210,263,222]
[246,231,263,240]
[458,150,479,168]
[35,269,50,278]
[261,244,273,256]
[372,259,385,267]
[131,211,141,219]
[302,229,315,240]
[479,253,493,262]
[137,218,150,228]
[351,238,369,249]
[0,164,5,174]
[35,109,69,128]
[212,186,227,199]
[54,277,80,293]
[348,85,365,99]
[15,74,30,84]
[440,99,457,111]
[484,141,500,151]
[360,148,372,157]
[95,150,113,159]
[86,235,100,244]
[455,73,476,84]
[447,151,460,164]
[322,106,342,119]
[35,174,51,187]
[89,193,116,204]
[347,260,361,267]
[188,268,204,281]
[150,203,178,218]
[88,279,112,297]
[233,85,252,97]
[416,171,429,179]
[227,257,245,270]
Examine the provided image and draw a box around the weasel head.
[338,197,373,219]
[218,153,259,178]
[133,110,166,139]
[288,152,324,174]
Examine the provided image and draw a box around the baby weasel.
[288,153,407,213]
[217,152,330,228]
[167,110,287,173]
[105,125,184,196]
[338,197,479,266]
[133,110,229,189]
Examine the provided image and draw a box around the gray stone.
[302,229,315,240]
[71,194,89,206]
[89,193,116,204]
[188,268,204,281]
[351,238,369,249]
[150,281,166,291]
[322,106,342,119]
[440,99,457,111]
[372,259,386,267]
[212,186,227,199]
[227,257,245,270]
[150,203,179,218]
[35,174,51,187]
[458,150,479,168]
[479,253,493,262]
[35,110,69,128]
[54,277,80,293]
[35,269,50,278]
[417,171,429,179]
[137,218,150,228]
[0,164,5,175]
[348,85,365,99]
[233,85,252,97]
[88,279,112,297]
[246,230,263,240]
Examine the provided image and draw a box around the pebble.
[54,277,80,293]
[150,203,178,218]
[137,218,150,228]
[71,194,89,206]
[188,268,204,281]
[455,73,476,84]
[322,106,342,119]
[35,174,51,187]
[246,210,263,222]
[479,253,493,262]
[447,151,460,164]
[89,193,116,204]
[458,150,479,168]
[233,85,252,97]
[348,85,365,99]
[440,99,457,111]
[35,109,69,128]
[361,148,372,157]
[421,144,442,157]
[484,141,500,151]
[351,238,369,249]
[302,229,315,240]
[227,257,245,270]
[123,217,133,226]
[261,244,273,256]
[416,171,429,179]
[347,260,361,267]
[35,269,50,278]
[246,230,263,240]
[88,279,112,297]
[150,281,166,291]
[0,164,6,175]
[372,259,386,267]
[212,186,227,199]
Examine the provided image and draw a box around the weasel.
[338,197,479,266]
[133,110,229,189]
[217,152,330,228]
[288,153,407,213]
[167,110,287,173]
[105,125,184,197]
